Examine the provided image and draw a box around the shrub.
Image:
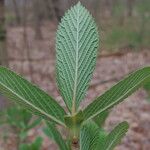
[0,2,150,150]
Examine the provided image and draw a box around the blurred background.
[0,0,150,149]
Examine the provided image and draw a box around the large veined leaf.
[80,121,99,150]
[44,121,69,150]
[56,2,99,112]
[102,122,129,150]
[83,67,150,120]
[0,67,66,126]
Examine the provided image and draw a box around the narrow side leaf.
[102,122,129,150]
[56,2,99,112]
[44,121,69,150]
[83,67,150,120]
[0,67,66,126]
[93,110,109,127]
[96,129,107,149]
[80,121,99,150]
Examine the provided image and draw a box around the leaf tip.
[77,1,82,6]
[122,121,129,129]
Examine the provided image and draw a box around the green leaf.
[19,144,30,150]
[30,137,43,150]
[26,118,41,131]
[102,122,129,150]
[19,137,43,150]
[6,106,26,129]
[144,82,150,91]
[0,67,66,126]
[144,82,150,101]
[56,2,99,112]
[19,131,28,141]
[83,67,150,120]
[96,129,107,149]
[80,121,99,150]
[43,121,69,150]
[93,110,109,127]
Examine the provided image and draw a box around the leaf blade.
[102,122,129,150]
[44,121,69,150]
[83,67,150,120]
[56,2,99,112]
[93,110,109,127]
[0,67,66,126]
[80,121,99,150]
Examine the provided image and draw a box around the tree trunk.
[126,0,135,17]
[23,0,34,82]
[51,0,67,21]
[12,0,21,25]
[43,0,58,22]
[49,0,73,21]
[33,0,43,39]
[0,0,8,67]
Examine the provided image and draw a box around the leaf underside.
[83,67,150,120]
[102,122,129,150]
[56,2,99,112]
[0,67,66,126]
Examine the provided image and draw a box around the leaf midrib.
[72,5,79,114]
[0,81,65,126]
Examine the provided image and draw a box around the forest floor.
[0,22,150,150]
